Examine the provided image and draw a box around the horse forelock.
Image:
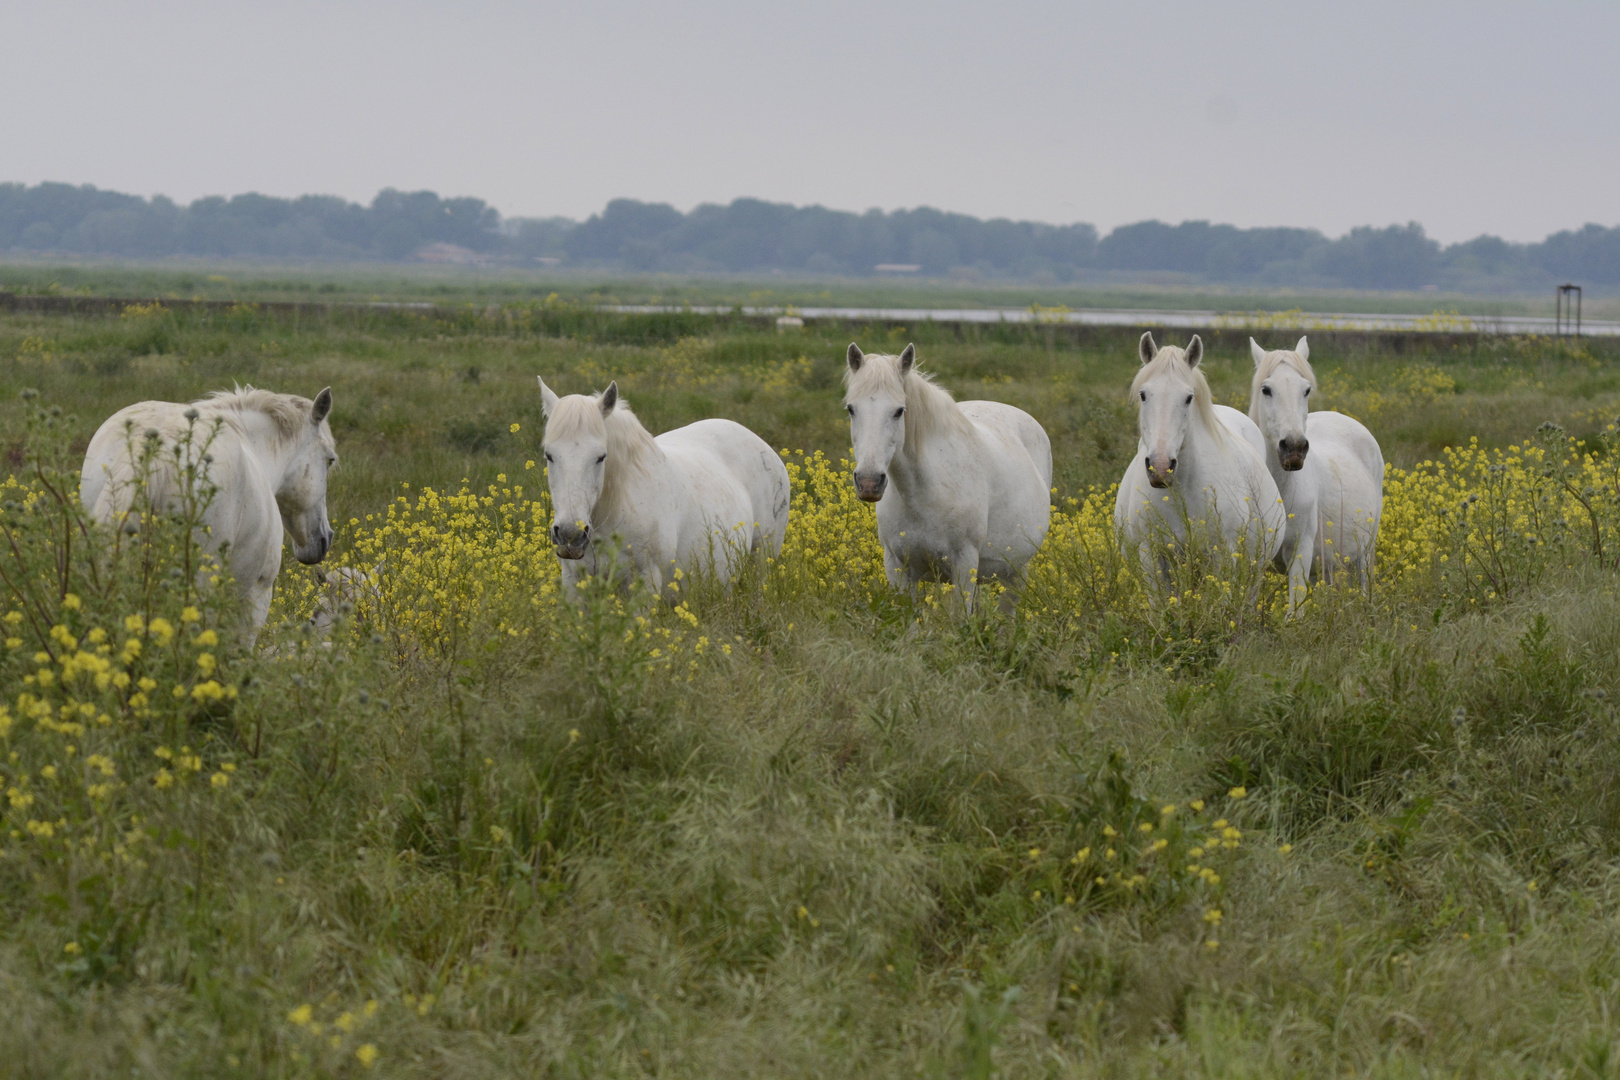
[543,393,606,444]
[844,351,972,455]
[1251,348,1317,393]
[1131,347,1236,450]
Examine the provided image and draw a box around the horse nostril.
[1167,458,1176,471]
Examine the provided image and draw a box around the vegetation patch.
[4,307,1620,1075]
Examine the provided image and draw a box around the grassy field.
[5,301,1620,1077]
[5,256,1616,320]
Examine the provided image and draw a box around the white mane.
[843,352,975,457]
[200,385,326,450]
[1131,346,1238,450]
[547,390,663,520]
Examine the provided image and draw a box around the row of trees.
[2,182,1617,290]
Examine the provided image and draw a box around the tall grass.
[4,307,1620,1076]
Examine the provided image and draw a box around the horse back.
[1306,411,1385,534]
[81,401,193,518]
[1307,411,1383,485]
[81,401,280,560]
[958,400,1053,489]
[655,418,791,553]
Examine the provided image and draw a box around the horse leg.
[952,545,981,613]
[558,558,588,606]
[1286,537,1311,620]
[1135,543,1168,605]
[643,560,666,606]
[1287,512,1318,620]
[244,580,274,646]
[883,546,908,593]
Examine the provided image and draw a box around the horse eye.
[1139,391,1146,402]
[544,452,553,463]
[1262,386,1272,397]
[1184,394,1193,405]
[595,454,606,465]
[893,407,905,419]
[1304,387,1311,396]
[845,404,855,416]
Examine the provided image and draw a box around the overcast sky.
[1,0,1615,243]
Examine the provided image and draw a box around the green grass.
[5,303,1620,1077]
[5,255,1616,319]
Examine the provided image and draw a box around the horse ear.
[538,377,560,418]
[599,381,619,416]
[846,343,864,372]
[1249,337,1267,368]
[311,387,332,424]
[898,343,915,375]
[1295,336,1310,362]
[1138,332,1157,365]
[1185,336,1204,368]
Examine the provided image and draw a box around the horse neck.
[1176,409,1237,488]
[206,408,287,487]
[593,424,668,530]
[888,399,967,491]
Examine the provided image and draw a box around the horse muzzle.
[1145,455,1176,489]
[1278,437,1309,472]
[552,522,591,560]
[294,529,333,565]
[854,472,887,503]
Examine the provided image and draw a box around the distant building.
[415,243,488,266]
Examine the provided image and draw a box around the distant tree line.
[2,181,1617,291]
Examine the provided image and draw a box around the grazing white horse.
[80,386,337,629]
[1248,336,1384,610]
[843,343,1052,603]
[1115,333,1284,582]
[538,378,790,599]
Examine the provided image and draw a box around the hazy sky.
[2,0,1616,243]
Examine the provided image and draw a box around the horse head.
[278,387,337,564]
[539,377,615,559]
[1133,333,1206,489]
[843,342,915,502]
[1250,336,1313,471]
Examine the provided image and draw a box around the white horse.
[843,343,1052,604]
[538,378,790,599]
[1115,333,1284,583]
[1248,336,1384,610]
[80,386,337,629]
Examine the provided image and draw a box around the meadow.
[5,298,1620,1077]
[6,257,1616,321]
